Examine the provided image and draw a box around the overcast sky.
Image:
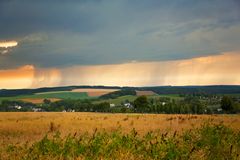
[0,0,240,88]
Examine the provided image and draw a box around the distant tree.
[221,96,234,112]
[43,99,51,104]
[133,96,149,112]
[100,89,136,99]
[233,102,240,113]
[94,102,110,112]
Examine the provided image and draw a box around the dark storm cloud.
[0,0,240,68]
[0,0,102,38]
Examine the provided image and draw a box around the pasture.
[0,92,90,104]
[0,88,121,103]
[0,87,184,105]
[23,92,89,100]
[94,94,183,105]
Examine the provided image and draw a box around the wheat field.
[0,113,239,146]
[71,89,119,97]
[20,98,61,104]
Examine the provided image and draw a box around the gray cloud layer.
[0,0,240,68]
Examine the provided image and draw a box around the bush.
[221,96,234,112]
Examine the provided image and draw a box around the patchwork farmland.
[0,86,240,159]
[0,88,120,103]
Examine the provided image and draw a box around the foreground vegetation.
[0,113,239,159]
[1,122,239,160]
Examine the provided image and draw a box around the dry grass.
[20,98,61,104]
[71,88,119,97]
[0,112,239,147]
[136,90,156,96]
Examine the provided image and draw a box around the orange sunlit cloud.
[0,65,61,89]
[0,65,35,89]
[0,51,240,89]
[60,51,240,87]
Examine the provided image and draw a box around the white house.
[32,108,42,112]
[110,103,116,108]
[217,108,223,112]
[124,103,133,108]
[14,105,22,110]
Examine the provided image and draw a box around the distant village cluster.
[1,94,240,114]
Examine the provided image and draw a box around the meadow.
[0,113,240,159]
[94,94,183,105]
[0,92,90,104]
[0,89,182,105]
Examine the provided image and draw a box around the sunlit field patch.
[20,98,61,104]
[71,88,119,97]
[136,90,156,96]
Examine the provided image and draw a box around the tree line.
[0,95,239,113]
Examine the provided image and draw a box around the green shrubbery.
[1,94,240,114]
[2,123,240,160]
[99,89,136,99]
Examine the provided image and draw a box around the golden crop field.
[20,98,61,104]
[136,90,156,96]
[0,112,239,146]
[71,89,119,97]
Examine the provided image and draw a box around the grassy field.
[35,89,120,97]
[0,87,239,105]
[0,113,239,159]
[0,88,120,103]
[24,92,89,99]
[0,92,90,103]
[95,95,137,104]
[95,94,183,105]
[0,87,183,105]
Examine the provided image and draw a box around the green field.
[0,92,90,102]
[94,94,183,105]
[0,90,184,104]
[149,94,183,100]
[95,95,137,105]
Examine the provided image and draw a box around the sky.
[0,0,240,89]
